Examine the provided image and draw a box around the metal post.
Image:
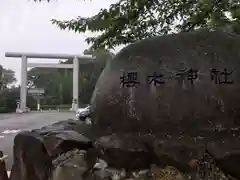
[72,56,79,112]
[20,56,27,113]
[37,97,40,111]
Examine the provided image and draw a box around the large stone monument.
[91,29,240,134]
[9,30,240,180]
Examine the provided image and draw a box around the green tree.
[62,49,114,104]
[0,65,16,90]
[0,87,36,113]
[0,65,3,90]
[35,0,240,49]
[27,49,114,105]
[28,68,63,105]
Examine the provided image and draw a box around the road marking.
[2,129,21,134]
[7,171,11,177]
[0,136,4,138]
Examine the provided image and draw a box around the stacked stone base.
[52,149,230,180]
[8,120,240,180]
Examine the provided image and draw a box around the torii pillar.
[20,55,28,112]
[72,56,79,112]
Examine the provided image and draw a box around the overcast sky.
[0,0,119,84]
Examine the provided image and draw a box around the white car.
[76,105,91,124]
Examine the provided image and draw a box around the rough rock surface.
[9,120,93,180]
[151,138,205,173]
[91,29,240,133]
[10,126,238,180]
[93,134,156,170]
[207,138,240,179]
[9,131,52,180]
[92,133,240,179]
[52,149,88,180]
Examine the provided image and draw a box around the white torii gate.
[5,52,96,113]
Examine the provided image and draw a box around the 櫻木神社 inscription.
[120,68,234,88]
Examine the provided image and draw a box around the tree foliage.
[0,65,2,90]
[35,0,240,49]
[0,65,22,113]
[27,49,114,106]
[0,65,16,90]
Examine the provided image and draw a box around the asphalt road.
[0,111,76,170]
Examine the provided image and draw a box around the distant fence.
[40,104,72,110]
